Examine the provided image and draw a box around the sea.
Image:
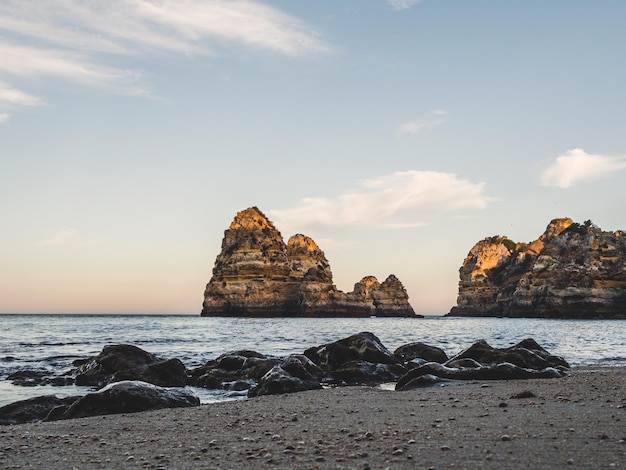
[1,314,625,408]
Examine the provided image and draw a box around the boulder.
[304,332,406,385]
[75,344,187,388]
[394,342,448,364]
[248,356,323,397]
[396,362,564,390]
[44,381,199,421]
[187,350,281,390]
[444,339,570,370]
[0,395,79,425]
[396,338,569,391]
[304,332,399,369]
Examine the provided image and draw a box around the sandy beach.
[0,366,624,469]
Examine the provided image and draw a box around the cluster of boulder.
[201,207,418,317]
[1,333,569,425]
[449,218,626,318]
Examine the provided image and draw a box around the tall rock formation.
[202,207,417,317]
[448,218,626,319]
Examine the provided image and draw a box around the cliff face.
[448,218,626,319]
[202,207,417,317]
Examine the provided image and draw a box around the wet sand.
[0,366,624,469]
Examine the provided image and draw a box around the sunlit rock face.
[448,218,626,318]
[201,207,418,317]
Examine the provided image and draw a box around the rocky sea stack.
[448,218,626,318]
[201,207,417,317]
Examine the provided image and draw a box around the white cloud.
[0,82,42,106]
[388,0,424,10]
[541,148,626,189]
[397,110,447,136]
[0,0,329,118]
[268,170,489,231]
[0,1,329,57]
[0,112,11,123]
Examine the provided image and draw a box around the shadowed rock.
[248,356,323,397]
[187,350,281,390]
[396,338,569,391]
[44,381,199,421]
[75,344,187,388]
[0,395,80,425]
[304,332,407,385]
[394,342,448,364]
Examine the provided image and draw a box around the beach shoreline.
[1,366,624,469]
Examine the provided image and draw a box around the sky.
[1,1,625,315]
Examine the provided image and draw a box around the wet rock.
[444,339,569,370]
[248,363,322,397]
[44,380,199,421]
[327,361,407,385]
[394,342,448,363]
[187,350,281,389]
[7,369,75,387]
[305,332,399,369]
[74,344,187,388]
[304,332,406,385]
[7,370,52,387]
[396,339,568,390]
[0,395,80,425]
[396,361,564,391]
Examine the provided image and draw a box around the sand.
[0,366,624,469]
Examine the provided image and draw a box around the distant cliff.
[448,218,626,319]
[201,207,418,317]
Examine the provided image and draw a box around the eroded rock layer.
[201,207,417,317]
[448,218,626,318]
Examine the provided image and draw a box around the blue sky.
[1,0,625,314]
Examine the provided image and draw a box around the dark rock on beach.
[448,218,626,318]
[396,339,569,391]
[44,380,200,422]
[394,342,448,364]
[75,344,187,388]
[201,207,418,317]
[248,356,323,397]
[187,350,281,390]
[0,395,80,425]
[2,335,572,424]
[304,332,407,385]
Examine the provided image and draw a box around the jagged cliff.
[201,207,417,317]
[448,218,626,319]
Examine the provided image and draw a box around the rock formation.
[201,207,417,317]
[448,218,626,318]
[2,335,569,423]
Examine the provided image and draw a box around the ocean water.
[1,314,624,407]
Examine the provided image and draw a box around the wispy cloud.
[0,112,11,123]
[0,81,43,106]
[36,229,83,247]
[540,148,626,189]
[268,170,489,232]
[397,110,447,136]
[0,0,330,121]
[36,229,102,247]
[387,0,424,10]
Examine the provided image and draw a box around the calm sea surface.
[1,314,624,407]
